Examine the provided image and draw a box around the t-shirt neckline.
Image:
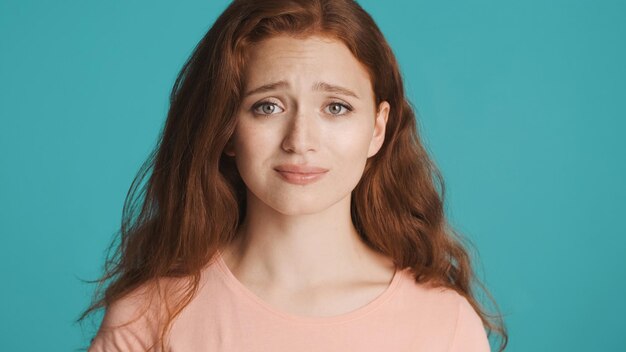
[213,249,405,325]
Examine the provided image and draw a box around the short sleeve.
[88,288,164,352]
[447,296,491,352]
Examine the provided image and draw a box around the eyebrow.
[243,80,360,99]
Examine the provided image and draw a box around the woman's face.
[226,35,390,215]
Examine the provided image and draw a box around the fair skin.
[221,34,394,317]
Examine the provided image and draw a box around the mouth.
[274,164,329,173]
[274,165,329,185]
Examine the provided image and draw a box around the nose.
[281,110,319,154]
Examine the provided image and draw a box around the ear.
[224,138,235,157]
[367,101,390,158]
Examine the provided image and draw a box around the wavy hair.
[77,0,508,350]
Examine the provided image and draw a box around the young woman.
[79,0,507,351]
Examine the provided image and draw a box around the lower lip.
[275,170,327,185]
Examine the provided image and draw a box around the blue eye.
[325,102,353,116]
[252,101,284,116]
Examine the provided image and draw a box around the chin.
[268,190,352,216]
[269,200,329,216]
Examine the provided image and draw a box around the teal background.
[1,0,624,351]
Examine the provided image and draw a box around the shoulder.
[396,270,491,351]
[88,277,185,352]
[395,269,465,314]
[447,292,491,352]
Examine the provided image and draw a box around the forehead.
[243,35,373,97]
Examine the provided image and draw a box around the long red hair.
[78,0,508,350]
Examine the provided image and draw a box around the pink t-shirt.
[88,251,491,351]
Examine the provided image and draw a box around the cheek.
[233,122,276,159]
[328,123,373,181]
[332,122,373,159]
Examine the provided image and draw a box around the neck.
[221,190,393,290]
